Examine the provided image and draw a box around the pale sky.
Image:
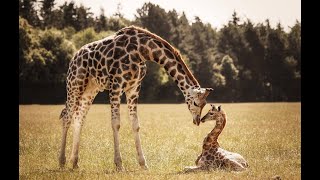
[54,0,301,32]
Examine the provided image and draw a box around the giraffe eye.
[193,101,199,107]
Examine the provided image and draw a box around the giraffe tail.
[59,106,68,120]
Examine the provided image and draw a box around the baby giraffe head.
[200,104,225,123]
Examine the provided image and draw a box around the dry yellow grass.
[19,103,300,179]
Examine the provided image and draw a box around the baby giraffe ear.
[218,105,221,111]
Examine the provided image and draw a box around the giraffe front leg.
[126,86,148,170]
[110,95,124,171]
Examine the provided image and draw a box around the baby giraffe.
[185,104,248,172]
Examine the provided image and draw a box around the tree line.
[19,0,301,103]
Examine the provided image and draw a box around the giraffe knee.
[112,122,120,131]
[133,125,140,132]
[131,120,140,132]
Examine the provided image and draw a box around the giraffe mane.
[117,25,200,87]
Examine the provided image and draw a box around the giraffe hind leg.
[59,107,71,168]
[59,82,82,168]
[69,78,100,169]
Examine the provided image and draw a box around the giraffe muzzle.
[193,115,201,126]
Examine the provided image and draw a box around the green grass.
[19,103,301,179]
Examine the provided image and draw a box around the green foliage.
[72,27,98,49]
[40,0,55,28]
[62,26,76,40]
[71,28,114,49]
[19,2,300,103]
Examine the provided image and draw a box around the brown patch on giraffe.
[122,63,130,71]
[126,44,137,52]
[117,68,122,74]
[109,68,116,75]
[120,55,130,64]
[153,39,163,48]
[152,50,162,62]
[93,59,98,69]
[139,46,150,60]
[116,35,128,42]
[107,49,114,58]
[103,39,113,45]
[100,57,106,66]
[123,72,132,81]
[169,69,176,77]
[130,53,140,63]
[159,57,166,65]
[113,48,126,59]
[139,37,149,45]
[130,36,138,45]
[164,49,174,59]
[177,74,184,80]
[164,61,177,71]
[148,41,157,49]
[177,63,185,75]
[113,61,120,68]
[89,52,95,58]
[125,29,136,35]
[131,64,138,71]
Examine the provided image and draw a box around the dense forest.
[19,0,301,103]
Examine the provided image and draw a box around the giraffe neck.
[117,26,200,98]
[205,113,227,148]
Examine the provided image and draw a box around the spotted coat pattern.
[58,26,213,170]
[185,105,248,172]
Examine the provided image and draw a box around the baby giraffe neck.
[205,113,227,147]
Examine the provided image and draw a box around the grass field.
[19,103,300,179]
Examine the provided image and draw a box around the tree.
[187,17,217,87]
[114,3,124,18]
[242,20,267,100]
[287,20,301,72]
[40,0,55,28]
[74,4,94,31]
[95,7,108,32]
[231,10,240,26]
[19,16,36,79]
[136,2,171,40]
[60,1,77,30]
[39,28,76,82]
[19,0,40,27]
[265,22,289,100]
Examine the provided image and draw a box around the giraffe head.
[186,87,213,126]
[200,104,225,123]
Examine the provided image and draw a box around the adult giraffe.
[59,26,213,170]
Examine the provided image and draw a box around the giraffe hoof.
[59,156,66,168]
[141,165,148,170]
[116,165,125,172]
[72,164,79,169]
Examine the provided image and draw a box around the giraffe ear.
[218,105,221,111]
